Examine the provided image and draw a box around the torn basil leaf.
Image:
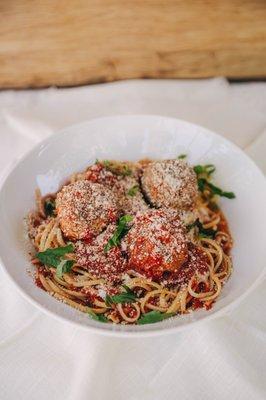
[104,215,133,253]
[87,310,108,323]
[187,219,216,239]
[105,290,136,306]
[56,259,75,278]
[177,154,187,160]
[198,178,235,199]
[101,160,132,176]
[137,311,175,325]
[194,164,216,176]
[36,244,75,271]
[127,185,139,197]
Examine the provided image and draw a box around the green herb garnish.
[105,285,136,306]
[194,164,216,176]
[120,165,132,176]
[56,259,75,278]
[44,199,55,217]
[137,311,175,325]
[36,244,75,276]
[177,154,187,160]
[102,160,111,168]
[127,185,139,197]
[198,178,235,199]
[105,292,136,306]
[100,160,132,176]
[193,163,235,199]
[87,310,108,323]
[206,181,235,199]
[197,178,206,192]
[122,284,133,293]
[104,215,133,252]
[187,219,216,239]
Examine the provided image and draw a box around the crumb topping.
[122,208,188,280]
[56,180,119,240]
[75,224,126,282]
[115,176,149,216]
[141,159,198,210]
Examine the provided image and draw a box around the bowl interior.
[0,115,265,336]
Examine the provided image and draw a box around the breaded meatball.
[56,180,118,240]
[123,209,188,280]
[141,159,198,210]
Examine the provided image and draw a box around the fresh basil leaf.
[137,311,175,325]
[207,181,236,199]
[186,221,196,231]
[119,215,133,224]
[97,314,109,322]
[44,199,55,217]
[194,165,204,175]
[104,215,133,252]
[101,160,132,176]
[36,244,74,267]
[87,310,108,323]
[122,284,134,294]
[56,259,74,278]
[194,164,216,176]
[40,244,74,257]
[102,160,111,168]
[198,227,216,239]
[104,238,118,253]
[198,178,235,199]
[187,219,216,239]
[36,252,60,268]
[105,294,113,307]
[127,185,139,197]
[177,154,187,159]
[106,292,136,305]
[121,165,132,176]
[197,178,206,192]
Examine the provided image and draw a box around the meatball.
[141,159,198,210]
[56,180,118,240]
[75,224,126,282]
[123,209,188,280]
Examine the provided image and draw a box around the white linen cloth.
[0,78,265,400]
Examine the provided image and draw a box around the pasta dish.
[27,156,235,325]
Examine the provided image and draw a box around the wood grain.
[0,0,265,88]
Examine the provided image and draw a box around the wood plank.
[0,0,265,88]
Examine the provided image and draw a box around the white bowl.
[0,115,265,337]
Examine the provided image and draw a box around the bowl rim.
[0,114,265,337]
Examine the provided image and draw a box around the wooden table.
[0,0,265,88]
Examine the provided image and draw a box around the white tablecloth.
[0,78,265,400]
